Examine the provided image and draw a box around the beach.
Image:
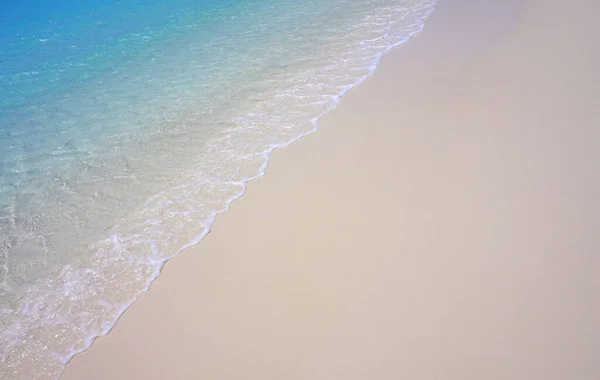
[61,0,600,378]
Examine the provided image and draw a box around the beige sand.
[62,0,600,378]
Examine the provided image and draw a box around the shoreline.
[62,3,436,374]
[1,3,438,379]
[62,0,600,378]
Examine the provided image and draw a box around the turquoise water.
[0,0,436,377]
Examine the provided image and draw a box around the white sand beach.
[62,0,600,378]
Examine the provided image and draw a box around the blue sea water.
[0,0,436,377]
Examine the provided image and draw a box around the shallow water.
[0,0,436,377]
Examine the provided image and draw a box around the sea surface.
[0,0,436,377]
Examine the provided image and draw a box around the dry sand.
[62,0,600,378]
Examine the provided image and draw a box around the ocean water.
[0,0,436,378]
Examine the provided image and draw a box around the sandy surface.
[62,0,600,378]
